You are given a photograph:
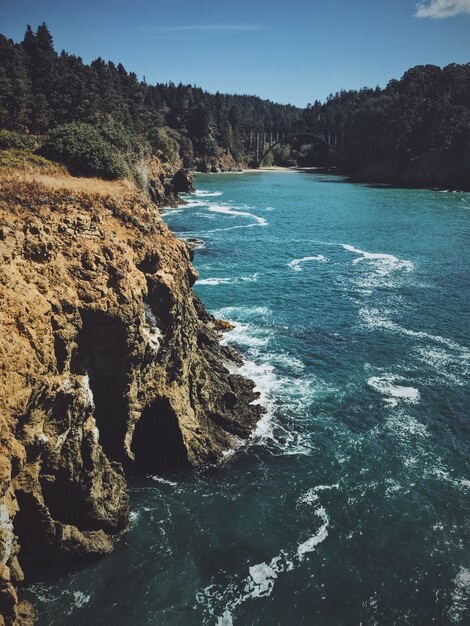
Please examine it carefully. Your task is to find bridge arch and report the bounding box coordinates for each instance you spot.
[256,130,335,168]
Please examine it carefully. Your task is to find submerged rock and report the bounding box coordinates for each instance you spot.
[0,170,264,624]
[213,319,236,331]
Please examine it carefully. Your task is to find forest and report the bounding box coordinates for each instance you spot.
[0,23,301,175]
[1,23,469,187]
[302,63,470,187]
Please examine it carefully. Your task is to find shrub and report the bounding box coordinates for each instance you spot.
[98,118,149,162]
[0,130,38,151]
[148,127,180,162]
[41,122,128,179]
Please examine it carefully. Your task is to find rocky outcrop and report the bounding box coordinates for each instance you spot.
[0,170,264,624]
[136,156,181,207]
[195,152,243,173]
[170,168,195,194]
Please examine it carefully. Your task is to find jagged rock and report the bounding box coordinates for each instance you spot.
[195,152,243,173]
[170,168,195,193]
[0,170,264,623]
[213,319,236,331]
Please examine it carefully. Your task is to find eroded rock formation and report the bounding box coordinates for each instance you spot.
[170,168,195,194]
[0,171,264,624]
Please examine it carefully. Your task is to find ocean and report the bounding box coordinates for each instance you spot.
[29,171,470,625]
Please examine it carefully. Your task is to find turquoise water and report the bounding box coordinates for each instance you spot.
[30,172,470,624]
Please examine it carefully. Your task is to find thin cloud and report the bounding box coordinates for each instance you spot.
[415,0,470,18]
[148,24,267,32]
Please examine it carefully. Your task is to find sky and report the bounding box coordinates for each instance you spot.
[2,0,470,107]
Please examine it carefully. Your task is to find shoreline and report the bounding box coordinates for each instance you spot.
[196,165,339,175]
[194,166,470,193]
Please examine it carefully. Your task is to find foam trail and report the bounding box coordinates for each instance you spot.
[342,244,413,271]
[197,485,337,625]
[160,208,183,216]
[194,190,223,197]
[207,204,267,226]
[360,308,470,355]
[205,223,265,234]
[180,200,208,209]
[288,255,327,271]
[197,274,258,286]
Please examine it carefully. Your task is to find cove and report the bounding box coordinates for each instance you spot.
[28,171,470,625]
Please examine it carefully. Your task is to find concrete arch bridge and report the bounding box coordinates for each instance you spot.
[252,129,336,168]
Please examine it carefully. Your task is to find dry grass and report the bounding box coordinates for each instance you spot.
[0,166,160,240]
[0,166,135,197]
[0,166,141,214]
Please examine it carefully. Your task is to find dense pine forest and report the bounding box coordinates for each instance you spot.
[0,23,469,188]
[302,63,470,188]
[0,23,301,175]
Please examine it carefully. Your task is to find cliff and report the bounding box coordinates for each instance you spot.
[0,169,264,624]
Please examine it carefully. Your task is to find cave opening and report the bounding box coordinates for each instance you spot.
[131,397,189,473]
[73,309,129,463]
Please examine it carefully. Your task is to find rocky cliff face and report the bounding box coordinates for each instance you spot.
[0,170,264,624]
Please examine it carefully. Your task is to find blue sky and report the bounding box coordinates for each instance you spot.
[2,0,470,106]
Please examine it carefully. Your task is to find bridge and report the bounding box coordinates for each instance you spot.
[248,128,337,168]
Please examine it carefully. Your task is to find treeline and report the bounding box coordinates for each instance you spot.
[0,23,301,173]
[302,63,470,187]
[1,23,469,188]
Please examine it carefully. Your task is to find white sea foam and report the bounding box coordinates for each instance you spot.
[185,200,208,207]
[212,305,326,456]
[194,190,223,197]
[222,322,271,348]
[197,484,336,625]
[150,475,178,487]
[360,308,470,354]
[194,213,216,219]
[342,244,414,272]
[341,243,413,291]
[197,274,258,286]
[385,411,429,440]
[449,567,470,624]
[413,346,469,387]
[72,591,91,610]
[160,209,183,217]
[180,237,207,249]
[367,374,420,407]
[288,255,327,271]
[297,508,329,559]
[129,509,141,528]
[206,204,267,226]
[214,306,271,318]
[428,467,470,493]
[359,308,470,388]
[204,223,266,233]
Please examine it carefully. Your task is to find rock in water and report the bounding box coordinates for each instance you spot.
[0,170,264,623]
[170,168,195,193]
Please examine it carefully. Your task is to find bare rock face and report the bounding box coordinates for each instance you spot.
[0,171,264,624]
[170,168,195,194]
